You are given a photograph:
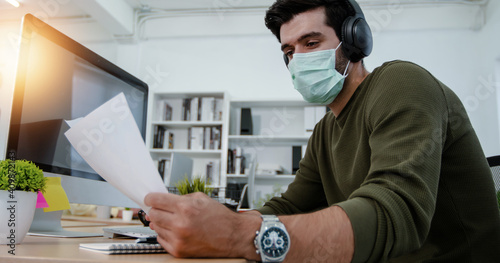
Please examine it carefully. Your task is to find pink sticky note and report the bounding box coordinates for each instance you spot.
[36,191,49,208]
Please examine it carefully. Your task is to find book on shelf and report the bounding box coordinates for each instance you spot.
[167,131,174,149]
[211,126,222,150]
[188,127,204,150]
[164,102,173,121]
[227,149,234,174]
[153,126,173,149]
[157,99,173,121]
[227,147,244,175]
[179,96,223,122]
[207,126,222,150]
[234,147,242,175]
[206,160,221,186]
[188,126,222,150]
[182,98,191,121]
[157,157,171,181]
[190,97,200,121]
[200,97,215,122]
[79,242,166,254]
[214,98,224,121]
[204,127,211,150]
[152,125,164,148]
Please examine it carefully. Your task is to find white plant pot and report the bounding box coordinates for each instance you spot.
[0,190,37,244]
[122,210,133,222]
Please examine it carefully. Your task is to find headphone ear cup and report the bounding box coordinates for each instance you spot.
[352,18,373,58]
[342,16,373,62]
[341,15,357,61]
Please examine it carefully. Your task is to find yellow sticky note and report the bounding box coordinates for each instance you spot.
[43,177,71,212]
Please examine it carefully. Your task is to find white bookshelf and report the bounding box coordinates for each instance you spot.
[146,91,230,191]
[227,99,327,208]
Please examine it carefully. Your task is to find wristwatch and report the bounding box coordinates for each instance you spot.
[254,215,291,262]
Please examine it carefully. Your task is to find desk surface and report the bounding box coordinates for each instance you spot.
[61,215,143,227]
[0,224,248,262]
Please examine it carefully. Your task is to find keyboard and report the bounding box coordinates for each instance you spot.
[103,226,157,239]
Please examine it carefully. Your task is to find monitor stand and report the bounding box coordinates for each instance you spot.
[28,209,102,237]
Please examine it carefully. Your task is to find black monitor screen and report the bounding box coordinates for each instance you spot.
[7,14,148,181]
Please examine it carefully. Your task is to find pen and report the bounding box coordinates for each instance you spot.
[138,210,150,227]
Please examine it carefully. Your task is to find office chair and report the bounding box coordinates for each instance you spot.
[486,155,500,207]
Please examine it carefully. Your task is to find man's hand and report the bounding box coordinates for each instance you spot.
[144,192,261,259]
[145,192,354,262]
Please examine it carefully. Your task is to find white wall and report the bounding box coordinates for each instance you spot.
[134,35,296,100]
[1,1,500,159]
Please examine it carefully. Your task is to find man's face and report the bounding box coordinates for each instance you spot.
[280,7,348,73]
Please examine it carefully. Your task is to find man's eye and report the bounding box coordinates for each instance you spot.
[285,50,293,58]
[306,41,319,47]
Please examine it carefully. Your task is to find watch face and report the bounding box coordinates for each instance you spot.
[260,227,289,258]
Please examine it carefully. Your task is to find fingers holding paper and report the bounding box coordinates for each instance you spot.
[144,192,241,258]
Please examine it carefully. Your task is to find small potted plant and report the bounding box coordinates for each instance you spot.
[175,176,213,196]
[0,159,47,244]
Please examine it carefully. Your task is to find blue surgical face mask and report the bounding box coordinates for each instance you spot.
[288,42,350,105]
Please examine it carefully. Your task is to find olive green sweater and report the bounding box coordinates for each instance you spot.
[258,61,500,262]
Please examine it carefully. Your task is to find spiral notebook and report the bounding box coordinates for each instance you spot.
[79,242,167,254]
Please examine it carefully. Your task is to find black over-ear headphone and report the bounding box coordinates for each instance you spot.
[342,0,373,62]
[283,0,373,65]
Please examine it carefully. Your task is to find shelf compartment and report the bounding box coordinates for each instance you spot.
[150,149,222,158]
[228,135,310,146]
[152,121,224,128]
[230,99,320,108]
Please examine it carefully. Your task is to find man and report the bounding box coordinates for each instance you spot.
[145,0,500,262]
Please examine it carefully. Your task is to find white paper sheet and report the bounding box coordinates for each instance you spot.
[65,93,167,213]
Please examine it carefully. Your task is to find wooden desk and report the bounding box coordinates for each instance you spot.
[61,215,143,227]
[0,225,249,262]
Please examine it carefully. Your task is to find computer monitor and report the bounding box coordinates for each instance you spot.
[4,14,149,237]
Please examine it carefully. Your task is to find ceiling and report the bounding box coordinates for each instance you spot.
[0,0,488,20]
[124,0,276,10]
[0,0,490,42]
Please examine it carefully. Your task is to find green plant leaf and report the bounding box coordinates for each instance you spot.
[0,159,47,193]
[174,175,213,196]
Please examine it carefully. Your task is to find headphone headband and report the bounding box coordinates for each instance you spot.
[346,0,365,19]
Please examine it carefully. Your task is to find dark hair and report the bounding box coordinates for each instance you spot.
[264,0,355,43]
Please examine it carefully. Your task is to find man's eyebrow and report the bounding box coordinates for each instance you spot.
[281,31,324,51]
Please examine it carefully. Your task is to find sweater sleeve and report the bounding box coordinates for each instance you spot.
[342,61,448,261]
